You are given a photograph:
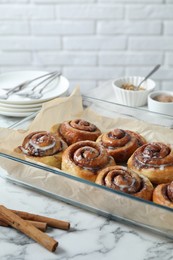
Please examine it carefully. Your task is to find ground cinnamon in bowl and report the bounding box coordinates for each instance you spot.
[148,90,173,116]
[154,95,173,103]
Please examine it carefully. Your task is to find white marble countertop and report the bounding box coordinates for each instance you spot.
[0,114,173,260]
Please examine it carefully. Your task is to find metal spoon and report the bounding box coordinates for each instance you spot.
[136,64,161,90]
[0,71,57,100]
[17,72,61,99]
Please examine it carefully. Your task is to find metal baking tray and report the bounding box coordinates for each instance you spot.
[1,95,173,239]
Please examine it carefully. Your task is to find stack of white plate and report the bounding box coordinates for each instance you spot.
[0,70,69,117]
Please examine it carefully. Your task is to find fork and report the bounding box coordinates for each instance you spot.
[17,71,61,99]
[0,71,58,100]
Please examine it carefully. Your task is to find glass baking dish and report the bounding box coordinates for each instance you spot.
[1,94,173,239]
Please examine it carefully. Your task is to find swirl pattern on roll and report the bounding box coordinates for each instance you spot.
[19,131,65,157]
[128,142,173,184]
[61,140,115,182]
[95,165,153,200]
[51,119,101,145]
[16,131,68,168]
[96,128,146,163]
[153,182,173,208]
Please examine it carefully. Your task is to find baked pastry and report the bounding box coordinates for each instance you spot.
[15,131,68,168]
[153,182,173,208]
[95,165,153,200]
[96,128,146,163]
[128,142,173,184]
[61,140,115,182]
[51,118,101,145]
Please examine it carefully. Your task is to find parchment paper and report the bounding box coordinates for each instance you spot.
[1,86,173,236]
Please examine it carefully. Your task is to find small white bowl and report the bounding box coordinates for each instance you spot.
[148,90,173,116]
[112,76,156,107]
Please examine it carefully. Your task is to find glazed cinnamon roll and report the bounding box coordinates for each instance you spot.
[95,166,153,200]
[61,140,115,182]
[15,131,68,168]
[128,142,173,184]
[51,119,101,145]
[153,182,173,208]
[96,128,146,163]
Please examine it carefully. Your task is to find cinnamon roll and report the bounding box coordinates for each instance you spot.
[153,182,173,208]
[95,166,153,201]
[61,140,115,182]
[96,128,146,163]
[128,142,173,184]
[15,131,68,168]
[51,119,101,145]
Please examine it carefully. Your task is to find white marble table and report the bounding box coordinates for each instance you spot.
[0,114,173,260]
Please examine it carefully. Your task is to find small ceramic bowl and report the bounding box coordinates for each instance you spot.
[112,76,156,107]
[148,90,173,116]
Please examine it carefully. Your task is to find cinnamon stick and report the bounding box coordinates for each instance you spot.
[26,221,47,232]
[0,219,47,232]
[11,209,70,230]
[0,205,58,252]
[0,220,8,227]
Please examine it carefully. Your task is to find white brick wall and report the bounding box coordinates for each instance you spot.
[0,0,173,93]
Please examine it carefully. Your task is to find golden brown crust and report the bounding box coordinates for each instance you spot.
[51,119,101,145]
[95,165,153,200]
[153,182,173,208]
[61,140,116,182]
[15,131,68,168]
[127,142,173,185]
[96,129,146,163]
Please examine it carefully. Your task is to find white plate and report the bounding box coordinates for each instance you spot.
[0,100,42,109]
[0,110,38,117]
[0,104,41,113]
[0,70,69,105]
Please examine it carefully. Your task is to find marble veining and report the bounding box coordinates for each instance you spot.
[0,115,173,259]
